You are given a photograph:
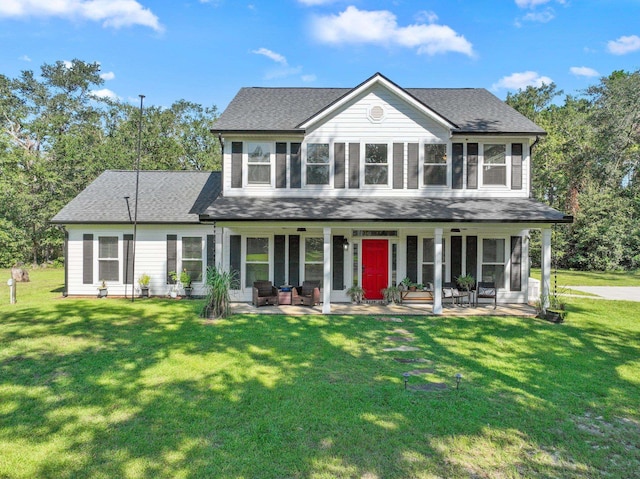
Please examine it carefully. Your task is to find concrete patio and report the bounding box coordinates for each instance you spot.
[231,301,537,317]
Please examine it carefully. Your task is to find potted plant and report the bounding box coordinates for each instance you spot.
[546,294,566,323]
[400,277,412,291]
[169,269,192,298]
[97,280,108,298]
[138,273,150,298]
[346,284,365,304]
[382,285,402,304]
[456,273,475,292]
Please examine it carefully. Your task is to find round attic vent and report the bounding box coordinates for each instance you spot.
[368,104,385,123]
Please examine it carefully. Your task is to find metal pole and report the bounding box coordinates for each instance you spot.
[131,95,145,302]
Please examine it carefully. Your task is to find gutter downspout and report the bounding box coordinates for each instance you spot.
[529,135,541,199]
[218,133,224,197]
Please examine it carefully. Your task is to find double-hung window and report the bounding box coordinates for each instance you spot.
[247,142,271,185]
[422,238,445,286]
[306,143,330,185]
[482,239,505,287]
[364,143,388,185]
[245,237,269,287]
[424,144,447,186]
[482,144,506,186]
[304,237,324,287]
[182,237,203,282]
[98,236,119,281]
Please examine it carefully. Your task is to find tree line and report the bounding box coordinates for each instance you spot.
[506,70,640,271]
[1,60,638,270]
[0,60,221,267]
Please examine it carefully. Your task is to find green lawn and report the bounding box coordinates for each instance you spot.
[1,268,639,478]
[531,268,640,286]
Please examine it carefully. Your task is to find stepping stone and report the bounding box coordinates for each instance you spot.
[385,336,415,342]
[391,329,412,335]
[408,383,447,391]
[393,358,431,364]
[404,368,435,375]
[376,317,403,322]
[382,346,421,352]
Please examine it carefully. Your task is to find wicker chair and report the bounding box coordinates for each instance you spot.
[292,281,320,306]
[252,280,279,307]
[476,281,497,309]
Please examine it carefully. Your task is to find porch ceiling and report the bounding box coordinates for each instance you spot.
[200,196,572,223]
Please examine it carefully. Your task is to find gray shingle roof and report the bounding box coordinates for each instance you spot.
[200,197,572,223]
[213,82,545,135]
[51,170,221,224]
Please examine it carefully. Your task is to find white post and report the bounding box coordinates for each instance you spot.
[215,225,223,269]
[541,228,552,309]
[433,228,443,314]
[7,278,16,304]
[322,227,332,314]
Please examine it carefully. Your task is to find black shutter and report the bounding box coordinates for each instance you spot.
[206,234,215,272]
[334,143,345,189]
[407,143,419,189]
[230,235,241,289]
[274,235,286,287]
[123,234,134,285]
[288,235,300,286]
[510,236,522,291]
[332,235,345,290]
[467,143,478,189]
[83,233,93,284]
[452,143,464,189]
[406,236,418,283]
[231,142,243,188]
[466,236,477,279]
[167,234,177,284]
[451,236,462,281]
[511,143,523,190]
[276,142,287,189]
[290,142,301,188]
[348,143,360,188]
[393,143,404,189]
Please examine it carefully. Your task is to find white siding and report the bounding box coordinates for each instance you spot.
[66,224,214,297]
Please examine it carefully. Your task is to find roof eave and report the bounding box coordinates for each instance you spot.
[211,129,305,136]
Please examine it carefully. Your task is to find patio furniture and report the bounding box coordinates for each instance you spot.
[292,281,320,306]
[442,282,465,306]
[252,280,279,307]
[476,281,497,309]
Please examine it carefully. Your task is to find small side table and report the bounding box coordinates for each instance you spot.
[278,288,292,305]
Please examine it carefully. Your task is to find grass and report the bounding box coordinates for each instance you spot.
[531,268,640,287]
[1,268,639,478]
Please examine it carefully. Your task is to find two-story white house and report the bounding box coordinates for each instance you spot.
[52,73,572,313]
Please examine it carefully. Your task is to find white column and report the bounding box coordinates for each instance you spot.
[433,227,443,314]
[541,228,551,309]
[215,224,223,269]
[322,227,332,314]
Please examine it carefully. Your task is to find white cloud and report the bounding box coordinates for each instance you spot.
[521,8,555,23]
[570,66,599,78]
[311,6,473,57]
[515,0,555,7]
[298,0,339,5]
[492,71,553,91]
[90,88,118,100]
[63,60,73,69]
[252,47,288,65]
[100,71,115,80]
[607,35,640,55]
[0,0,162,32]
[415,10,438,24]
[19,54,31,62]
[301,74,317,82]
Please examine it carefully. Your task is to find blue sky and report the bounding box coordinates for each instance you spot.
[1,0,639,111]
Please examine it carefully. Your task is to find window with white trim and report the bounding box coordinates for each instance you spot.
[247,142,271,184]
[182,237,203,282]
[306,143,330,185]
[364,143,388,185]
[421,238,445,286]
[482,238,505,287]
[424,144,447,186]
[304,237,324,287]
[245,237,269,287]
[98,236,119,282]
[482,144,506,186]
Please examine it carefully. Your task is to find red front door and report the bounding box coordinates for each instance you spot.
[362,239,388,300]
